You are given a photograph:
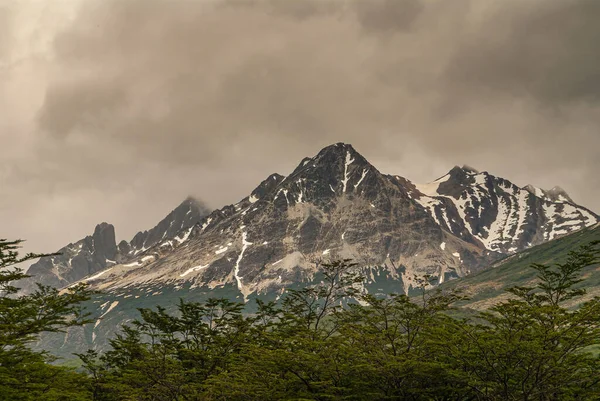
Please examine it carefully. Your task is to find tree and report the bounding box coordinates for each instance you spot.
[80,242,600,400]
[0,239,93,400]
[334,275,470,400]
[204,259,366,400]
[79,298,254,400]
[442,240,600,400]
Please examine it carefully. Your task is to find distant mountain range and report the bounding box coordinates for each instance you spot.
[21,143,598,357]
[18,198,210,294]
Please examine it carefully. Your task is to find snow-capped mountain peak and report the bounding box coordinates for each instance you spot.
[23,144,599,300]
[22,143,600,356]
[412,167,597,254]
[22,144,599,359]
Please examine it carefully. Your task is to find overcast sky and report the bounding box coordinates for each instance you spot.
[1,0,599,254]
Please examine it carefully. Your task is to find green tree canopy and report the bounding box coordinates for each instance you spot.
[80,243,600,400]
[0,239,94,400]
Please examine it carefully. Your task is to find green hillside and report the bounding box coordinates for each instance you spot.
[443,223,600,310]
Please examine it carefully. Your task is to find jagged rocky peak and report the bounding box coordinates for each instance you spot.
[523,184,574,203]
[417,165,488,198]
[522,184,572,203]
[289,143,380,192]
[289,142,374,176]
[19,196,212,294]
[240,143,384,209]
[92,222,118,261]
[435,166,475,197]
[314,142,371,166]
[246,173,285,203]
[20,222,120,294]
[128,196,210,254]
[417,165,521,199]
[411,163,598,255]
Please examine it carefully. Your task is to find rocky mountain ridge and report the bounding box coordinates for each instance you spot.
[77,144,479,298]
[18,197,209,294]
[409,165,596,254]
[26,143,599,357]
[60,143,597,298]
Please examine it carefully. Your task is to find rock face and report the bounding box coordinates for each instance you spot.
[21,223,118,294]
[24,143,599,357]
[123,197,207,256]
[18,198,210,294]
[80,145,480,301]
[74,144,597,298]
[410,165,597,254]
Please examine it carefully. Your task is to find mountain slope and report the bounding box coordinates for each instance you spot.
[122,197,208,256]
[442,222,600,310]
[19,223,118,294]
[25,143,598,357]
[408,166,596,254]
[19,198,210,294]
[61,144,598,299]
[81,144,491,300]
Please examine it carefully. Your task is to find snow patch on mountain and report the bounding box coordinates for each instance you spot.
[354,169,369,189]
[175,227,193,244]
[341,151,355,193]
[99,301,119,319]
[415,174,450,196]
[234,231,253,300]
[86,268,113,282]
[215,247,228,255]
[180,264,209,277]
[124,261,142,267]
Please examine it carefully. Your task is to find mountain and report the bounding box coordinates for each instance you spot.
[120,197,208,256]
[441,222,600,311]
[79,144,597,296]
[25,143,598,357]
[78,144,493,299]
[408,165,596,253]
[18,197,210,294]
[19,223,118,294]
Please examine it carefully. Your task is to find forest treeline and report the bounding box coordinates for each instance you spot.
[1,239,599,400]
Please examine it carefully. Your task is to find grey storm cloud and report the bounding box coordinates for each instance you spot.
[1,0,599,254]
[444,0,600,104]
